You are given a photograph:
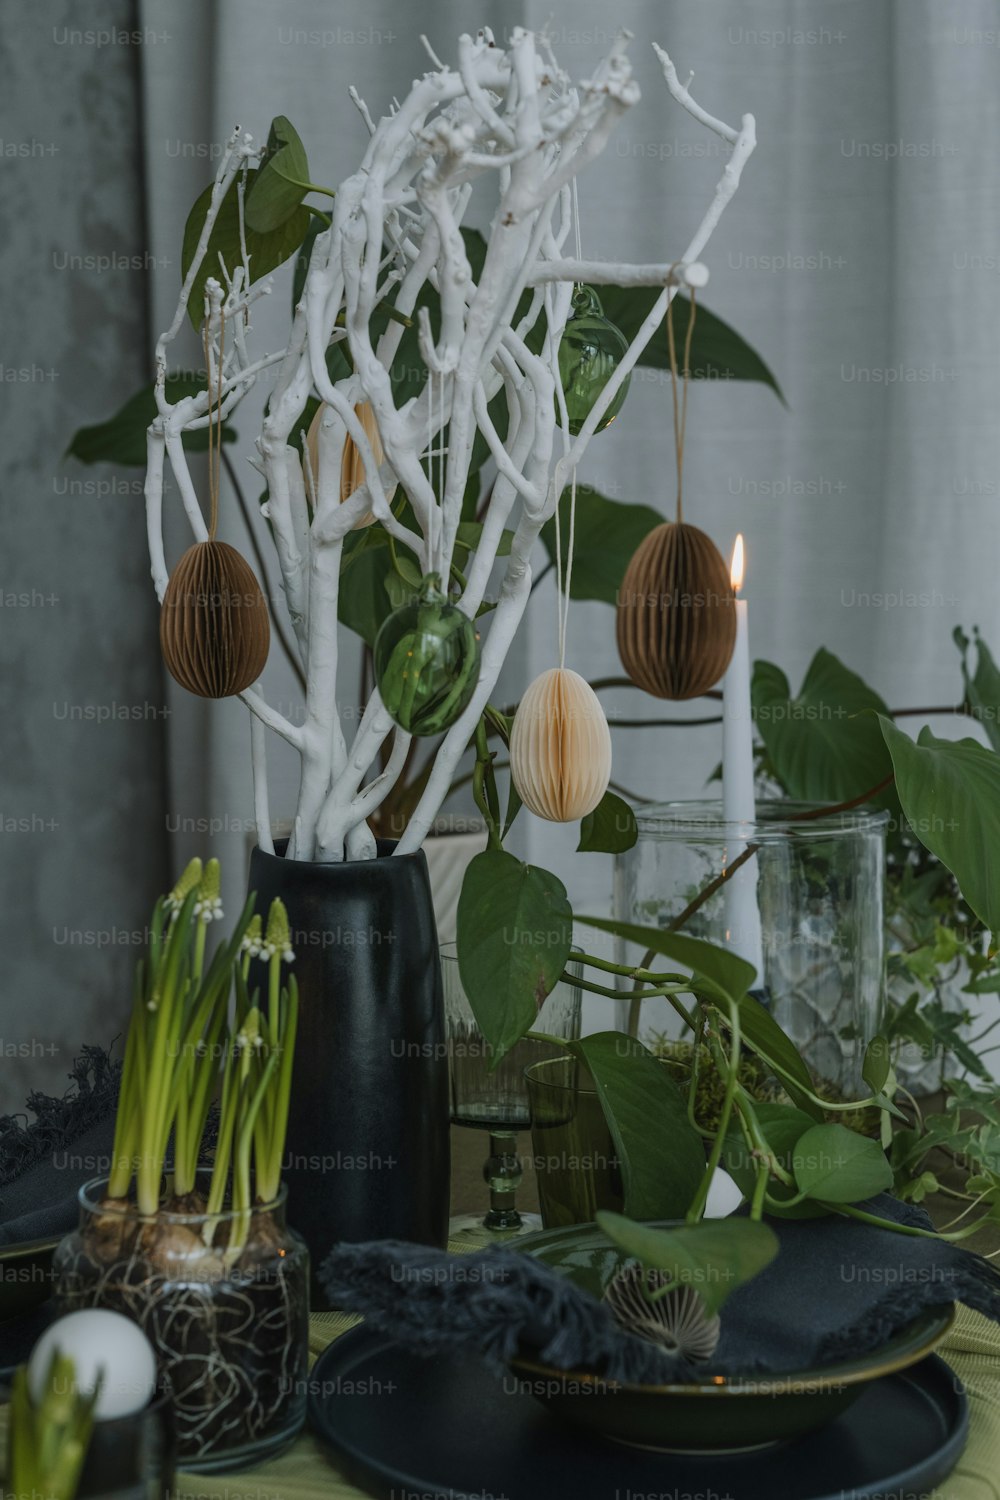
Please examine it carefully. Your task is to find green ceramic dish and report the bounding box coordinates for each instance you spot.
[0,1236,59,1324]
[509,1220,957,1452]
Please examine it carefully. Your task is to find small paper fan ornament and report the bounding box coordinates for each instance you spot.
[604,1265,721,1363]
[160,312,270,698]
[305,400,392,526]
[615,283,735,700]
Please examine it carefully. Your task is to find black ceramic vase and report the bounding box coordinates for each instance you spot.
[247,839,450,1307]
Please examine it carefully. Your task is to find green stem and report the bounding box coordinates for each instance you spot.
[578,952,688,985]
[686,1003,742,1224]
[731,1089,795,1188]
[207,1042,241,1218]
[830,1202,995,1242]
[232,1050,280,1257]
[258,977,299,1202]
[268,953,281,1049]
[472,718,502,850]
[750,1163,770,1220]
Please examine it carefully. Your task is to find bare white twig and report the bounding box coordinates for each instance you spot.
[144,31,756,863]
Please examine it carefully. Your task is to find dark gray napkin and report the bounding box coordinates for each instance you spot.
[320,1195,1000,1381]
[320,1237,676,1383]
[0,1048,120,1247]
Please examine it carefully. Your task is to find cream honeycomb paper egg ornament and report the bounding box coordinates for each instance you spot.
[509,667,612,822]
[306,400,393,527]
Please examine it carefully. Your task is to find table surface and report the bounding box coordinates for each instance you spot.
[168,1127,1000,1500]
[2,1128,999,1498]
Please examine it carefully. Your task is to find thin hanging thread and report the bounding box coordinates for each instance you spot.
[665,279,697,525]
[558,472,577,669]
[203,310,226,540]
[438,371,445,581]
[555,181,585,668]
[427,368,439,580]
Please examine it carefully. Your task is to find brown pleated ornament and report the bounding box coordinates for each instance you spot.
[509,668,612,822]
[160,540,271,698]
[616,522,736,700]
[305,400,392,525]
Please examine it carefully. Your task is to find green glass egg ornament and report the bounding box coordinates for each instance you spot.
[374,573,482,736]
[558,284,631,436]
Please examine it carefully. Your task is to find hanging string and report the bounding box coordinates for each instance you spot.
[202,309,226,540]
[558,472,578,670]
[427,367,439,581]
[665,277,697,525]
[438,370,445,582]
[426,367,433,575]
[554,182,585,668]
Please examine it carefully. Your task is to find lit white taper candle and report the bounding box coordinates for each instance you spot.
[722,535,765,981]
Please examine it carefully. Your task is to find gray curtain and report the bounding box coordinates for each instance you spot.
[0,0,169,1112]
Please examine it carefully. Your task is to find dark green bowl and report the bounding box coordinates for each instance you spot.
[509,1221,956,1452]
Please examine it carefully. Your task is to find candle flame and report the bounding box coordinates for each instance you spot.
[730,534,745,593]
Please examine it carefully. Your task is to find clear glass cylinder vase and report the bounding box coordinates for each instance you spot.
[613,800,888,1094]
[53,1175,309,1472]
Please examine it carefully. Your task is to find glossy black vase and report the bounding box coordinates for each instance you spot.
[247,839,449,1307]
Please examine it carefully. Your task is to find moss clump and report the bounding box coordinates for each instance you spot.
[646,1036,782,1133]
[647,1035,880,1138]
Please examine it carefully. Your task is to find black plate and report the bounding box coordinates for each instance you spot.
[0,1236,61,1384]
[308,1326,968,1500]
[0,1302,58,1386]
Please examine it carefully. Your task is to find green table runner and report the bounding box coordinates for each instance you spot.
[170,1304,1000,1500]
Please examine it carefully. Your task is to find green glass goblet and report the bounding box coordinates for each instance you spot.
[441,942,583,1245]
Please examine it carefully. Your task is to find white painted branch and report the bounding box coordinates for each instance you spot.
[527,259,709,289]
[239,687,304,751]
[163,432,210,544]
[144,430,169,601]
[652,44,739,143]
[250,712,275,855]
[259,445,309,659]
[143,31,757,863]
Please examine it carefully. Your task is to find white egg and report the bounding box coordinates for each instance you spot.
[704,1166,744,1219]
[28,1309,157,1420]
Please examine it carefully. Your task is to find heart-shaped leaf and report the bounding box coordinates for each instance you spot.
[456,851,573,1061]
[721,1102,828,1218]
[752,649,897,808]
[862,1035,892,1094]
[571,1033,705,1219]
[792,1123,893,1203]
[577,792,638,854]
[597,1211,780,1317]
[591,287,784,401]
[955,626,1000,753]
[737,995,824,1119]
[66,376,236,467]
[245,116,313,234]
[540,487,663,604]
[879,717,1000,933]
[182,171,311,329]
